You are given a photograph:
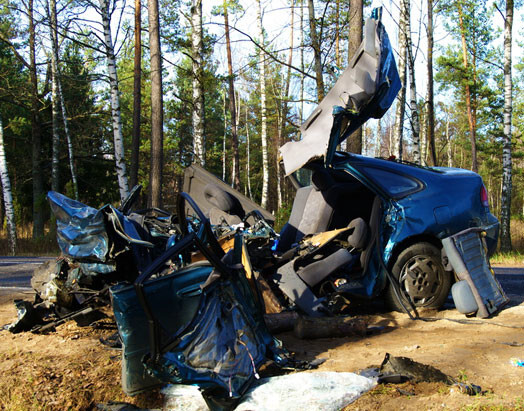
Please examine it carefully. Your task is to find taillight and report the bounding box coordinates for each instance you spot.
[480,185,489,208]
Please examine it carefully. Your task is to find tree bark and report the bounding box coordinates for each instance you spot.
[29,0,45,238]
[307,0,324,101]
[392,0,407,161]
[257,0,269,209]
[346,0,363,154]
[404,0,421,164]
[0,116,17,255]
[148,0,164,208]
[191,0,205,166]
[100,0,130,201]
[245,105,253,200]
[130,0,141,189]
[50,21,60,193]
[500,0,513,252]
[457,4,477,173]
[49,0,79,200]
[426,0,437,166]
[223,2,240,190]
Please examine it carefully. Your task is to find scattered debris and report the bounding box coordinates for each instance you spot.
[379,353,454,384]
[510,358,524,367]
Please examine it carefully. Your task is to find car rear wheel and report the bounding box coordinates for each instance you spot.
[385,242,451,311]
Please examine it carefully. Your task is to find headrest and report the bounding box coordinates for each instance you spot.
[311,169,334,191]
[347,217,369,250]
[204,184,234,212]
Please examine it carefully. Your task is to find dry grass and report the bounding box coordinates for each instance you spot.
[0,222,59,256]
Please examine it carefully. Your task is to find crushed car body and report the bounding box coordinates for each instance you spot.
[5,7,509,408]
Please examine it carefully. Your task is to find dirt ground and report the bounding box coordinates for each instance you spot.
[0,285,523,411]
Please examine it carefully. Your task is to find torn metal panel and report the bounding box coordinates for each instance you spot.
[279,9,400,175]
[48,191,109,262]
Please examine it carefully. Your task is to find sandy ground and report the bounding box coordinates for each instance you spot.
[0,288,523,410]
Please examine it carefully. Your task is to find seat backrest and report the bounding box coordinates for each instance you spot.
[277,169,336,251]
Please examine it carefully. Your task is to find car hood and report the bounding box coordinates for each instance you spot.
[279,8,401,176]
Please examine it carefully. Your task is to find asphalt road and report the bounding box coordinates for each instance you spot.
[0,257,523,300]
[0,256,56,290]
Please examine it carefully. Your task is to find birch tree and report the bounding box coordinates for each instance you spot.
[191,0,205,166]
[500,0,513,252]
[148,0,164,208]
[48,0,79,199]
[49,7,60,193]
[392,0,408,160]
[404,0,421,164]
[0,116,16,255]
[99,0,129,201]
[257,0,269,209]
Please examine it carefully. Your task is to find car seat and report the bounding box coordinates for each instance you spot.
[277,168,340,251]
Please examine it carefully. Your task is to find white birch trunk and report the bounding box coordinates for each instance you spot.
[500,0,513,251]
[222,90,227,182]
[257,0,269,209]
[100,0,129,201]
[392,0,407,160]
[58,76,80,200]
[445,111,452,167]
[245,105,253,200]
[362,126,367,156]
[405,0,420,164]
[375,119,382,157]
[0,116,17,255]
[191,0,205,166]
[50,40,60,193]
[49,0,79,199]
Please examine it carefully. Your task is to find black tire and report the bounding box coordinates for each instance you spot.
[385,242,451,311]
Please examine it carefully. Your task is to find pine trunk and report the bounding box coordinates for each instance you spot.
[426,0,437,166]
[0,116,17,255]
[191,0,205,166]
[223,3,240,190]
[346,0,363,153]
[307,0,324,101]
[500,0,514,252]
[148,0,164,208]
[100,0,130,201]
[130,0,142,189]
[29,0,45,238]
[257,0,269,209]
[457,5,477,173]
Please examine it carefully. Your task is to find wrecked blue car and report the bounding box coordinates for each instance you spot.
[9,8,505,409]
[184,8,501,317]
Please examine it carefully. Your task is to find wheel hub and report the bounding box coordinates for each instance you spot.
[400,255,443,305]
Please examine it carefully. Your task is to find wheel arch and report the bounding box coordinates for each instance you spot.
[386,234,444,271]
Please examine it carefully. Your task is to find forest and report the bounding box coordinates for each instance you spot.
[0,0,521,257]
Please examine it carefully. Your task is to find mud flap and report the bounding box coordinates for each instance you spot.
[442,228,508,318]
